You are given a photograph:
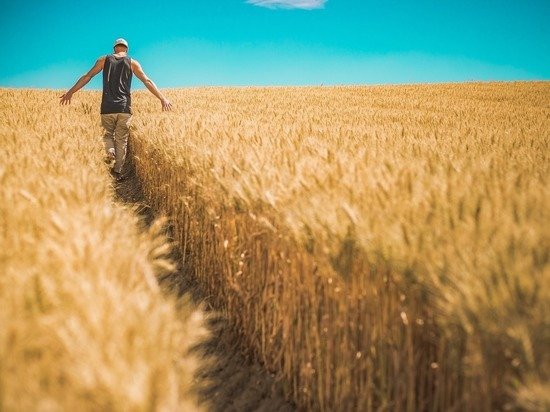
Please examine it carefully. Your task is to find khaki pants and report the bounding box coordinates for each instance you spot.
[101,113,132,173]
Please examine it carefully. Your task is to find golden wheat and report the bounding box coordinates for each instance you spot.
[0,89,208,411]
[126,82,549,411]
[3,82,547,411]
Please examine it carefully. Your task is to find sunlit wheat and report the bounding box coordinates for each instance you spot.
[0,89,208,411]
[129,82,549,411]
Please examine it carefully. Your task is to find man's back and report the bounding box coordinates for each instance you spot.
[59,37,172,181]
[101,54,133,115]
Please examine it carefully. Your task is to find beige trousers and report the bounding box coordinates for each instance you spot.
[101,113,132,173]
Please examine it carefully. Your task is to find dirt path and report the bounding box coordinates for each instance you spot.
[113,160,295,412]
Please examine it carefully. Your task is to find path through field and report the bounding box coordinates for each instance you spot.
[113,155,295,412]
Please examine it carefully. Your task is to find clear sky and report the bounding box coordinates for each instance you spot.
[1,0,548,89]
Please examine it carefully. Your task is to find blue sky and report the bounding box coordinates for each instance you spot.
[0,0,548,89]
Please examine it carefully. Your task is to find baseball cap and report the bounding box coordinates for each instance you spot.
[113,38,129,48]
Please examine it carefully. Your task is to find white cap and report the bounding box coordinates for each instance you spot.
[113,38,129,48]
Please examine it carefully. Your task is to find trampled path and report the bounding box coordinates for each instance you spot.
[113,159,294,412]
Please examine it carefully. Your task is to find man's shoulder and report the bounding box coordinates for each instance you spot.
[130,58,142,70]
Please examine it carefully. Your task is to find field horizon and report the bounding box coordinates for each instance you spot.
[2,79,549,92]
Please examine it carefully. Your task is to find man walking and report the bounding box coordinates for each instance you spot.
[60,38,172,181]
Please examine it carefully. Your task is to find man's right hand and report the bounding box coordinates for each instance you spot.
[161,98,173,111]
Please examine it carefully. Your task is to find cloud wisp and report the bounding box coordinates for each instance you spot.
[246,0,326,10]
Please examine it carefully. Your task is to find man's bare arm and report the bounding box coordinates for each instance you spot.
[131,59,172,111]
[60,56,105,105]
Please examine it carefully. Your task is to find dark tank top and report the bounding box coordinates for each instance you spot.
[100,54,133,114]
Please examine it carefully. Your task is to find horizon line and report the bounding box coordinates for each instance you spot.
[1,79,548,91]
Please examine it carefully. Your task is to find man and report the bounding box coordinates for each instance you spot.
[60,38,172,181]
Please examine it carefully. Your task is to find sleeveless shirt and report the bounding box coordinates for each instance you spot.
[100,54,133,114]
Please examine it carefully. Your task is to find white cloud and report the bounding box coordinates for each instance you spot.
[246,0,326,10]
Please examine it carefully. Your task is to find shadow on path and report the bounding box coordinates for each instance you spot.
[112,159,295,412]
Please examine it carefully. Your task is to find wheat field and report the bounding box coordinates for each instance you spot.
[128,82,549,411]
[1,83,548,411]
[0,89,208,411]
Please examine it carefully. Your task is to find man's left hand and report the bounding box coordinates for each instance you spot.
[60,92,73,105]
